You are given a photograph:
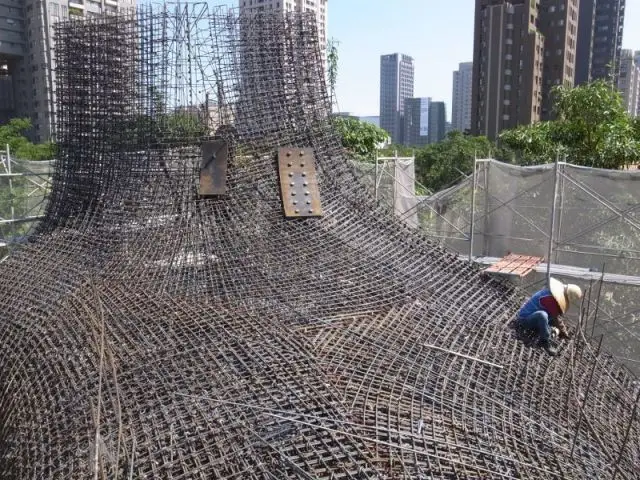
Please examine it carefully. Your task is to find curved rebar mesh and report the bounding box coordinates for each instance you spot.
[0,4,638,478]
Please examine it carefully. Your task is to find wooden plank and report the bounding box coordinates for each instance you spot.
[484,254,543,277]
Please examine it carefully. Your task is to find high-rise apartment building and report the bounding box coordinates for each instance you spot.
[471,0,544,140]
[239,0,328,64]
[403,97,430,146]
[576,0,595,84]
[576,0,625,85]
[0,2,28,128]
[451,62,473,133]
[0,0,135,142]
[379,53,414,144]
[538,0,579,119]
[618,49,640,117]
[428,101,446,144]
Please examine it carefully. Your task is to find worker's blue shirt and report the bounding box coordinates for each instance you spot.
[518,288,561,320]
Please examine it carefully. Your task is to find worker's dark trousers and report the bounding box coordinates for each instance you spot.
[517,311,551,341]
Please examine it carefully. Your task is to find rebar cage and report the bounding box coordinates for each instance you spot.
[0,3,638,478]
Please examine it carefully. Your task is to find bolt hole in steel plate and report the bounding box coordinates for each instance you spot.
[278,147,323,217]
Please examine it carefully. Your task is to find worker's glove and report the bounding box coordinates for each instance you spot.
[558,329,571,340]
[550,327,560,339]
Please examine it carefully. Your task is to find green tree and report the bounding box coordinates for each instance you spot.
[162,111,207,144]
[415,131,498,192]
[124,87,207,147]
[631,116,640,143]
[326,38,339,103]
[378,144,416,158]
[332,116,389,161]
[500,81,640,169]
[325,38,389,162]
[0,118,56,160]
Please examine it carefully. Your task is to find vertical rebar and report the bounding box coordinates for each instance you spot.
[546,153,560,287]
[468,158,477,262]
[584,279,594,327]
[393,150,398,213]
[578,280,594,362]
[554,161,566,265]
[591,265,605,340]
[374,153,378,201]
[6,144,14,239]
[204,91,210,132]
[482,160,490,256]
[611,388,640,480]
[570,334,603,459]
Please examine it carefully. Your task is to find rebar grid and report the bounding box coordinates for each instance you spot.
[0,4,638,478]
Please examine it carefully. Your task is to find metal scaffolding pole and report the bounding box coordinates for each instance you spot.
[6,145,14,239]
[468,157,477,262]
[546,154,560,287]
[374,153,379,201]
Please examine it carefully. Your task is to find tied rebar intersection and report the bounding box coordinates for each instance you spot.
[0,4,638,478]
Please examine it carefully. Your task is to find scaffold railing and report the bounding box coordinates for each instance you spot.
[0,146,53,257]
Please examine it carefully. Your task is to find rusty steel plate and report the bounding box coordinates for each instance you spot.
[200,140,228,196]
[278,148,323,217]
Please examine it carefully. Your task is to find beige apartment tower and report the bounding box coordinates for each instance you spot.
[0,0,135,143]
[471,0,544,140]
[239,0,328,64]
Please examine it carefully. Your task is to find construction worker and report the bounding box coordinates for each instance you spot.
[516,277,582,356]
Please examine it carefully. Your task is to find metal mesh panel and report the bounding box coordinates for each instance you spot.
[0,5,638,478]
[555,164,640,275]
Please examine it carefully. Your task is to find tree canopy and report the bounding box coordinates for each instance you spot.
[499,81,640,169]
[0,118,57,160]
[415,132,499,192]
[332,116,389,162]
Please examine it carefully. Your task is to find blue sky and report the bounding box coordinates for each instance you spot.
[328,0,640,118]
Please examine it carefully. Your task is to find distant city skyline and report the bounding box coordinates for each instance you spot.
[328,0,640,119]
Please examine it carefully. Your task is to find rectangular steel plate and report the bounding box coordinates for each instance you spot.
[200,140,228,196]
[278,148,323,217]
